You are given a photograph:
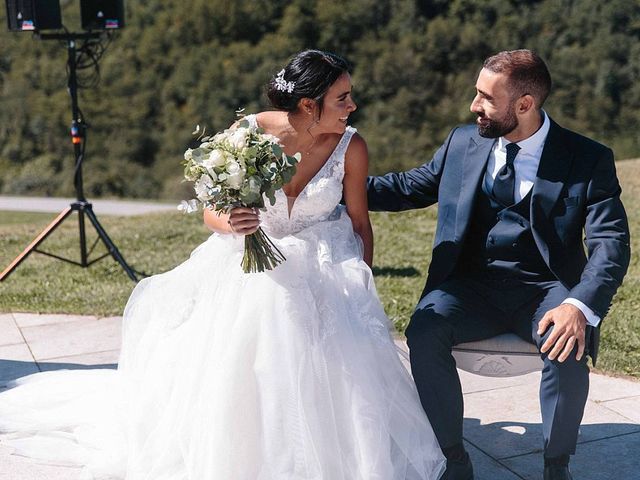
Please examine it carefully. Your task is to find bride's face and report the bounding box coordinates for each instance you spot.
[315,73,357,134]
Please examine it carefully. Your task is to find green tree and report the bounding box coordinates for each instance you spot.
[0,0,638,197]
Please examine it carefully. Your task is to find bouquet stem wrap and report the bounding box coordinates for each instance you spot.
[242,226,286,273]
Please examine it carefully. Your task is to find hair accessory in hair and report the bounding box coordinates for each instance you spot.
[274,69,295,93]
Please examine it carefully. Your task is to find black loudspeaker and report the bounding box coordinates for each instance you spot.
[80,0,124,30]
[5,0,62,31]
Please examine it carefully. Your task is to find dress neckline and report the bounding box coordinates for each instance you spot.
[250,114,352,219]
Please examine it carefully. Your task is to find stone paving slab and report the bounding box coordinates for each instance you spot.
[502,431,640,480]
[463,376,640,459]
[20,316,121,361]
[600,395,640,423]
[588,373,640,402]
[0,315,22,347]
[11,313,98,328]
[464,440,522,479]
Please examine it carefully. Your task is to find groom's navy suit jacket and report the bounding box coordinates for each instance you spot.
[368,118,630,362]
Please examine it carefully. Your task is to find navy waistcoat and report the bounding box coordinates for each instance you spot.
[456,186,555,281]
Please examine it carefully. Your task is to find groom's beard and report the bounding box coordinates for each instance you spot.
[476,106,518,138]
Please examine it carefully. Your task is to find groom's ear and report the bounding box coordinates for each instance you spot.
[517,94,536,114]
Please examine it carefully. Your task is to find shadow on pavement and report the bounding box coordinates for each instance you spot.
[463,417,640,479]
[1,360,117,386]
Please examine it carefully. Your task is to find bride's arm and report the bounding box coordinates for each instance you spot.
[343,133,374,267]
[204,207,260,235]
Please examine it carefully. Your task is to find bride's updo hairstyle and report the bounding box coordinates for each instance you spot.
[267,50,351,116]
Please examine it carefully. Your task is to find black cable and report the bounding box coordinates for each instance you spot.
[76,40,100,88]
[66,30,114,89]
[58,29,114,192]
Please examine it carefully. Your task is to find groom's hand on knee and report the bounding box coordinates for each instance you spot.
[537,304,587,362]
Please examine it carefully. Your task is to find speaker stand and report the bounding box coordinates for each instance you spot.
[1,32,141,282]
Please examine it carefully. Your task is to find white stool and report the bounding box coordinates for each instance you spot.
[452,333,543,377]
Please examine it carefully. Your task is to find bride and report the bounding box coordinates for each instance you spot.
[0,50,445,480]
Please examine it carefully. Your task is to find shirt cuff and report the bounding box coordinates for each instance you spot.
[562,298,601,327]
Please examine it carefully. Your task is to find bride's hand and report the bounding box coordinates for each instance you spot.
[228,207,260,235]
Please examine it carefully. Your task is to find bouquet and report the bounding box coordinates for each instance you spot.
[180,117,300,273]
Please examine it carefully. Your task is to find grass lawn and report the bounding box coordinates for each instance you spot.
[1,159,639,378]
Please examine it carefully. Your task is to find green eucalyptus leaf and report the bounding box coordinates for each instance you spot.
[282,170,295,183]
[265,188,276,206]
[271,144,283,157]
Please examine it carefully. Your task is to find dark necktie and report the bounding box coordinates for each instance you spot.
[492,142,520,206]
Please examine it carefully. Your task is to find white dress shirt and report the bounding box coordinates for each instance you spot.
[483,111,601,327]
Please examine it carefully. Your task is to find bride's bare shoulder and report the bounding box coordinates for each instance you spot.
[255,111,287,129]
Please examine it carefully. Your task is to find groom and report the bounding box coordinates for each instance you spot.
[367,50,630,480]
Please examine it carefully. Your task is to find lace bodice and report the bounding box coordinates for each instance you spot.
[246,114,357,237]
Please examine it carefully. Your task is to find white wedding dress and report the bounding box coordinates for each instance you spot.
[0,116,445,480]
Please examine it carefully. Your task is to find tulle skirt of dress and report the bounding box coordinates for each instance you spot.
[0,210,445,480]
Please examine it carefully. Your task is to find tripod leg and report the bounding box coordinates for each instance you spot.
[0,207,74,282]
[83,206,139,282]
[78,208,88,267]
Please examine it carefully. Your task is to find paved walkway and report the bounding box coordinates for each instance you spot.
[0,195,177,216]
[0,312,639,479]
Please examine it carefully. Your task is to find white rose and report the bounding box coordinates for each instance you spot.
[226,160,242,174]
[226,162,245,188]
[228,128,249,149]
[194,174,214,200]
[203,149,227,169]
[184,148,193,161]
[227,173,244,189]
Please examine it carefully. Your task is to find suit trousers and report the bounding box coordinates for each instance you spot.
[406,274,590,458]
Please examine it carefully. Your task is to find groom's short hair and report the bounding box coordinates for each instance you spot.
[483,50,552,108]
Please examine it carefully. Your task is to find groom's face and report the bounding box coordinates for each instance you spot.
[470,68,518,138]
